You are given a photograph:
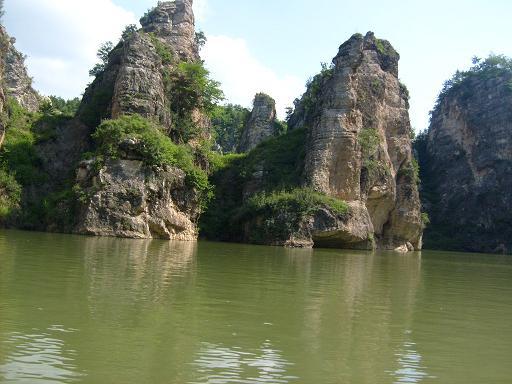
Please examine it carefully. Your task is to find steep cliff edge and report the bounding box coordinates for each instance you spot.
[77,0,200,133]
[72,0,210,240]
[417,56,512,254]
[1,28,40,112]
[202,32,423,251]
[0,1,213,240]
[238,93,279,152]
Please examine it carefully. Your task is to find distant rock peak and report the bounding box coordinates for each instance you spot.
[238,93,278,153]
[334,31,400,77]
[140,0,198,62]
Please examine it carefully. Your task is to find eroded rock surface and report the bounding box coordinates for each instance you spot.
[419,71,512,253]
[289,32,423,251]
[238,93,278,152]
[75,158,200,240]
[73,0,204,240]
[77,0,199,130]
[2,29,39,112]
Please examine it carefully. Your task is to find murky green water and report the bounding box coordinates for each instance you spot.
[1,230,512,383]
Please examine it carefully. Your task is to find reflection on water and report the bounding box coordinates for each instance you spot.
[390,331,434,384]
[0,330,83,383]
[1,230,512,383]
[192,341,298,384]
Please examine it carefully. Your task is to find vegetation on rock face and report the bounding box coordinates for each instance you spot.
[166,61,224,142]
[246,188,349,218]
[47,96,81,117]
[433,54,512,114]
[200,127,349,243]
[89,41,114,78]
[0,98,79,226]
[210,104,250,153]
[92,114,212,204]
[148,33,173,65]
[0,169,21,219]
[0,98,43,185]
[298,62,335,116]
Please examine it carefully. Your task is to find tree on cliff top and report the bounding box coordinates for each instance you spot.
[433,54,512,113]
[0,0,4,19]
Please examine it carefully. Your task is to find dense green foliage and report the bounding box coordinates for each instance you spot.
[89,41,114,77]
[245,188,349,218]
[0,98,80,226]
[210,104,250,152]
[48,96,81,117]
[433,54,512,113]
[0,98,43,185]
[201,127,348,242]
[92,115,211,203]
[167,61,224,142]
[149,33,173,65]
[0,169,21,219]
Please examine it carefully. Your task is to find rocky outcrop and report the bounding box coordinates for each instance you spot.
[238,93,278,152]
[72,0,205,240]
[140,0,199,62]
[288,32,423,251]
[0,27,8,148]
[77,0,199,130]
[418,67,512,254]
[2,29,39,112]
[75,157,200,240]
[202,33,422,251]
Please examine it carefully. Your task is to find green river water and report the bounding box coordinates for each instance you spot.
[0,229,511,383]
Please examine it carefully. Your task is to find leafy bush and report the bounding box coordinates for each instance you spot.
[0,98,44,185]
[421,212,430,227]
[244,188,349,218]
[167,61,224,142]
[0,169,21,218]
[92,114,211,204]
[229,188,349,244]
[48,96,81,117]
[240,127,306,190]
[200,128,309,239]
[148,33,173,65]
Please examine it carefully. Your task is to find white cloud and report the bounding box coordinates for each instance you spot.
[202,35,304,119]
[193,0,210,24]
[4,0,137,98]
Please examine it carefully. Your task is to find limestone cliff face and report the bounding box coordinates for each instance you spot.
[2,29,40,112]
[0,27,8,148]
[140,0,199,62]
[290,32,423,251]
[73,0,204,240]
[75,157,200,240]
[238,93,278,152]
[420,71,512,254]
[77,0,199,130]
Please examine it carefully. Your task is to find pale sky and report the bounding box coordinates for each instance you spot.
[4,0,512,130]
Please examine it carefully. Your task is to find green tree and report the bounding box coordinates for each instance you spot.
[168,61,224,142]
[48,96,81,116]
[210,104,250,152]
[122,24,138,41]
[195,31,207,49]
[89,41,114,77]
